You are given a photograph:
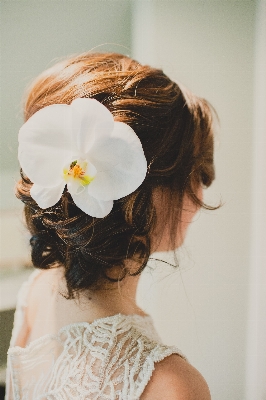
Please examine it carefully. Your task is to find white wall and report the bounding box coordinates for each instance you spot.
[134,2,256,399]
[0,0,132,173]
[246,0,266,398]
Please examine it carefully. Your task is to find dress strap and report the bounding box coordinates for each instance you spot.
[9,269,41,347]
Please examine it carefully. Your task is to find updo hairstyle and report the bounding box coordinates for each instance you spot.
[16,52,216,298]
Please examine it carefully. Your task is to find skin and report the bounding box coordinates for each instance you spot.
[141,355,211,400]
[151,188,202,252]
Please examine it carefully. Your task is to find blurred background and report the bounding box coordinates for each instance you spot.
[0,1,265,399]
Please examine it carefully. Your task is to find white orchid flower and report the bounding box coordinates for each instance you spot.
[18,98,147,218]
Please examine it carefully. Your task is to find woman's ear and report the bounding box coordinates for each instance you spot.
[150,187,202,253]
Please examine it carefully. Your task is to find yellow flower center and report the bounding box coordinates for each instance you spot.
[63,160,94,186]
[72,164,83,178]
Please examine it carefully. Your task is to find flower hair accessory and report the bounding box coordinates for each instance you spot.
[18,98,147,218]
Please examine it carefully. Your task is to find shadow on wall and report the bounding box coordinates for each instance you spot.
[0,386,5,400]
[0,308,15,399]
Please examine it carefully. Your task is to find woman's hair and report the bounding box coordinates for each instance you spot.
[17,52,216,298]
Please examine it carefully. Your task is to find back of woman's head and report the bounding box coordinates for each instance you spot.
[17,52,215,298]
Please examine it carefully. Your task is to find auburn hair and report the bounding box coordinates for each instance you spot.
[17,52,216,298]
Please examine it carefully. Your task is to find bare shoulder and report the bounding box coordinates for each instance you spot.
[140,354,211,400]
[26,268,61,328]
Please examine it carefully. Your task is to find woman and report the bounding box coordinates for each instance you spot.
[6,52,215,399]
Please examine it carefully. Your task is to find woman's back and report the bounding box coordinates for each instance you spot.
[6,269,204,400]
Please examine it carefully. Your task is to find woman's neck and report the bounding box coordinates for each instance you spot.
[26,268,147,346]
[80,274,146,318]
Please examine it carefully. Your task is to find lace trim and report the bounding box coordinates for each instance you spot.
[8,313,157,355]
[6,270,186,400]
[7,315,185,399]
[135,345,186,398]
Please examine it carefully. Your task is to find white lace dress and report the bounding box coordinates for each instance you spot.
[5,269,186,400]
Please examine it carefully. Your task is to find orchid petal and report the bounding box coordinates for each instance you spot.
[66,179,81,195]
[71,98,114,155]
[19,143,72,188]
[68,184,113,218]
[30,182,65,209]
[84,160,97,179]
[18,105,73,187]
[87,122,147,201]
